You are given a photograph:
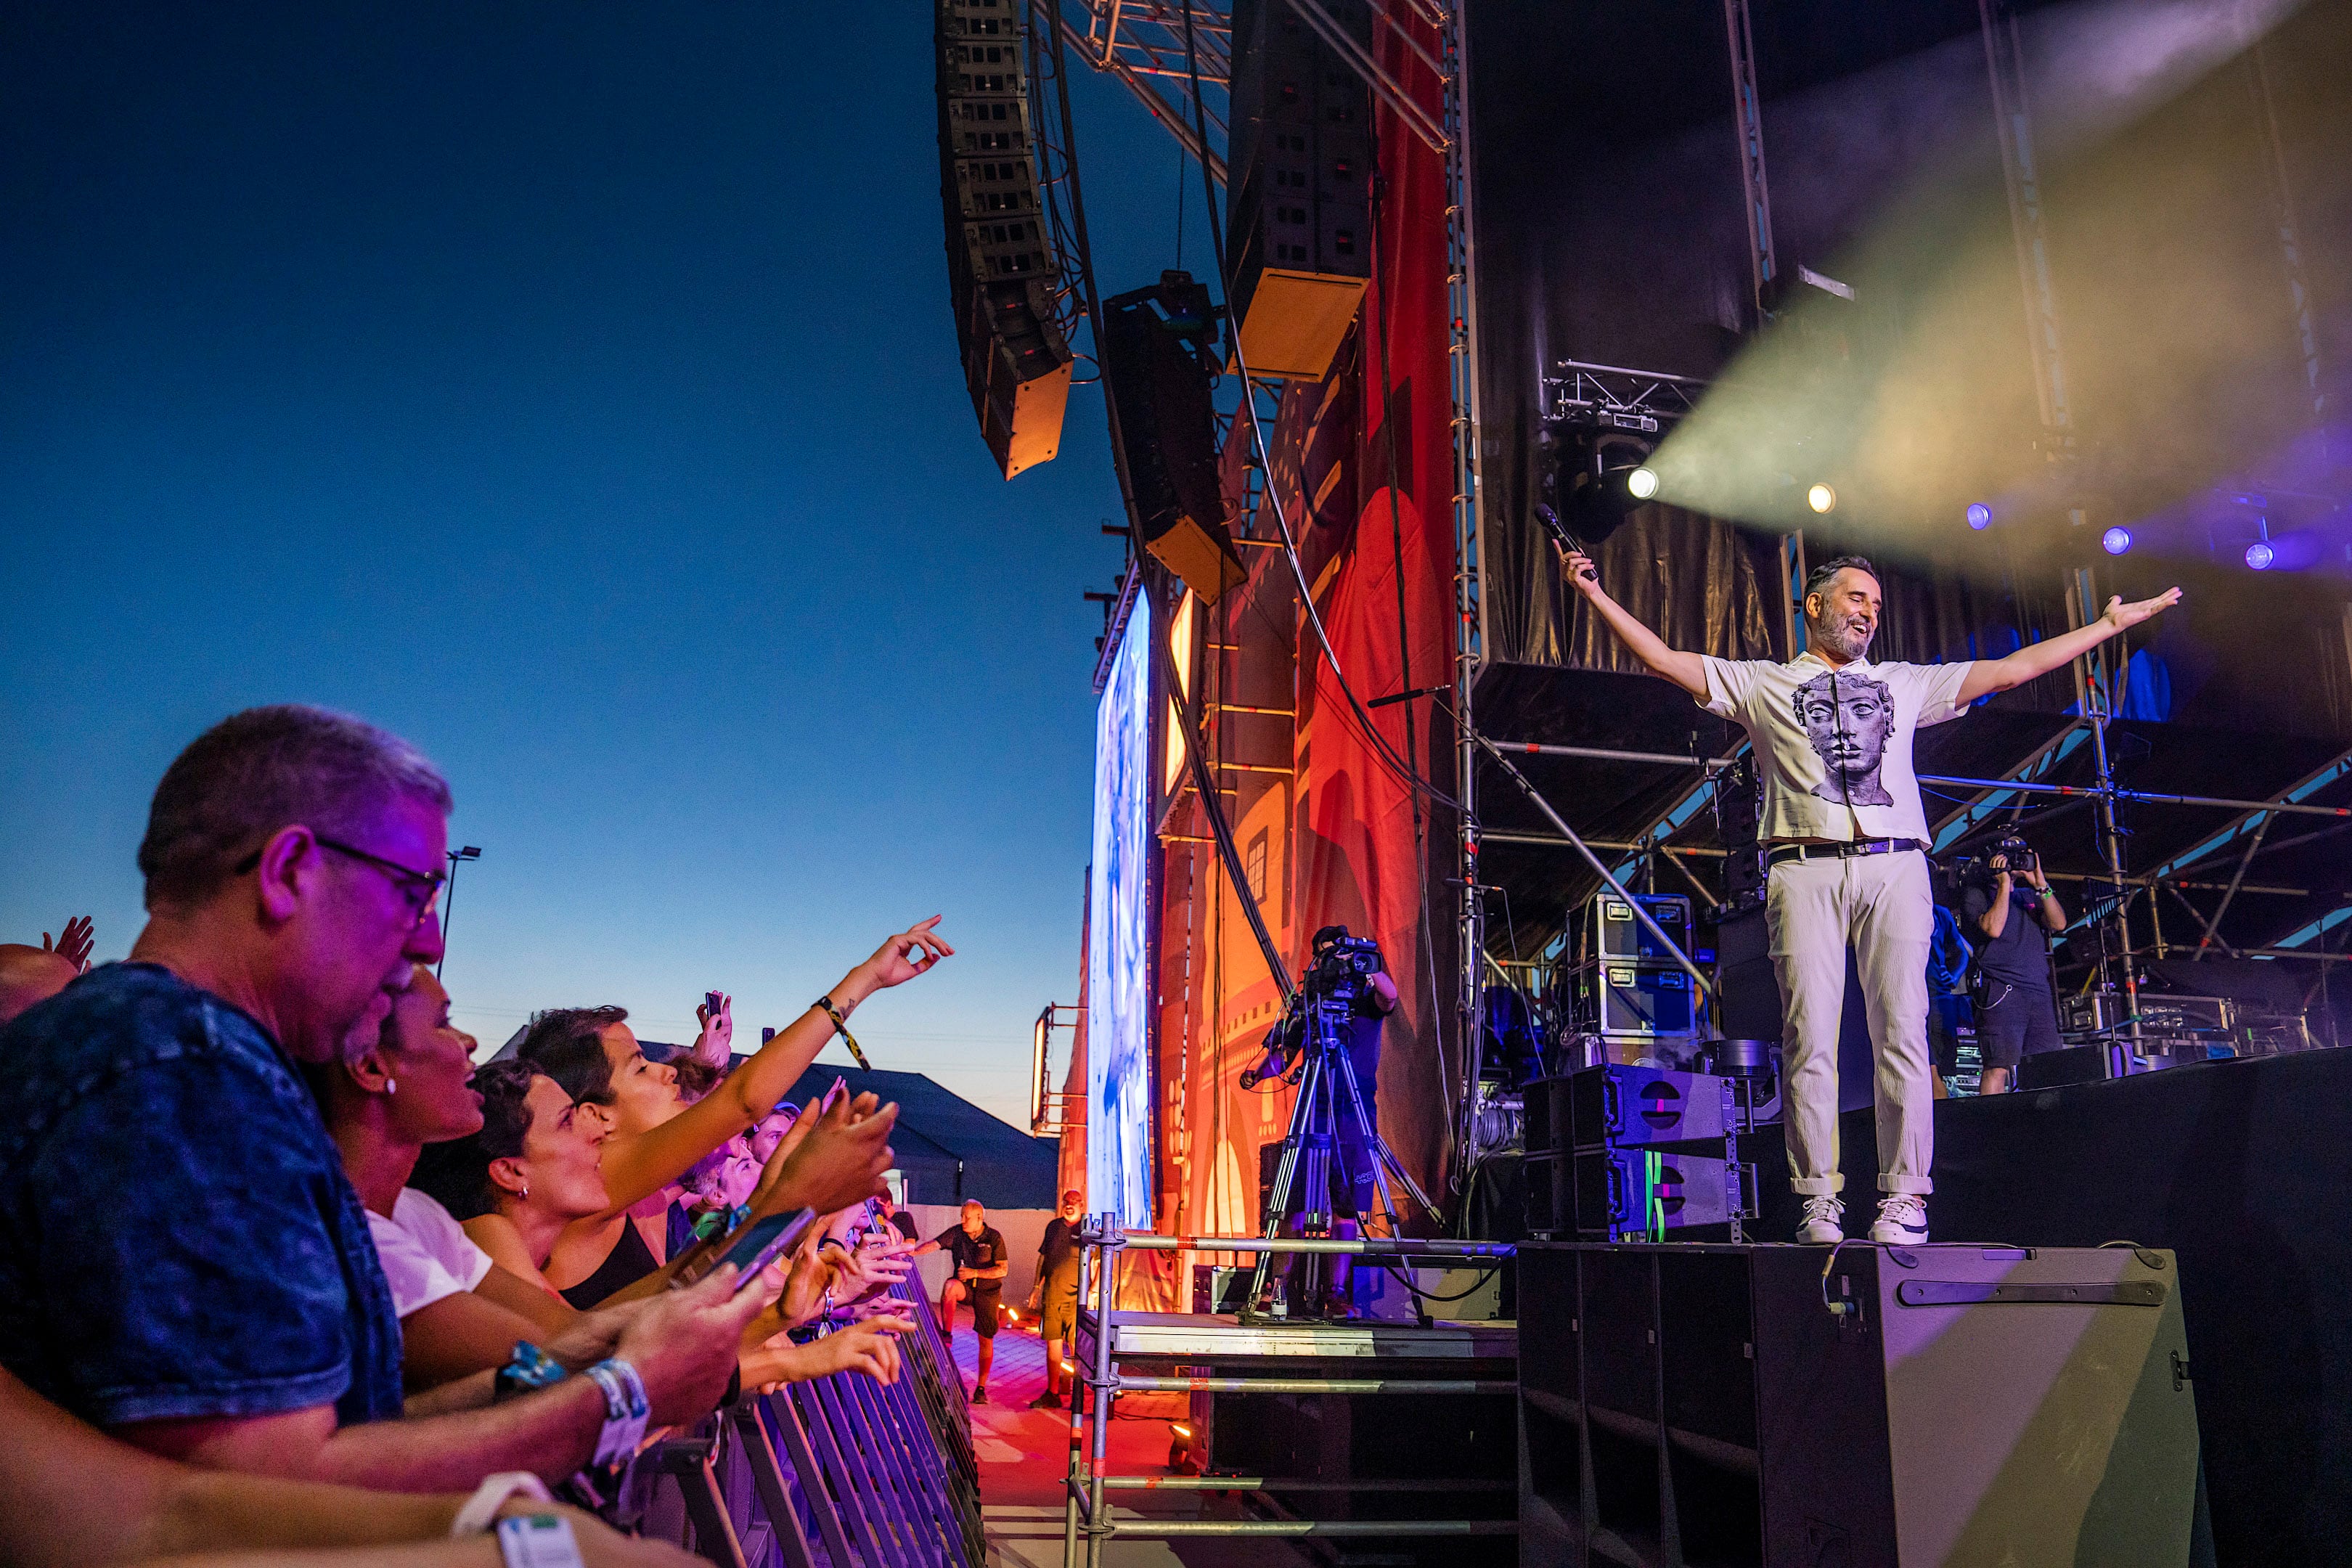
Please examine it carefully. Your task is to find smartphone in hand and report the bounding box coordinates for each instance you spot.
[676,1207,816,1294]
[705,990,725,1018]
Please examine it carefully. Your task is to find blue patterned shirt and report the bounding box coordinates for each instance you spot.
[0,963,403,1429]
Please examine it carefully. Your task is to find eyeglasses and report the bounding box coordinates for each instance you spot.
[234,835,446,924]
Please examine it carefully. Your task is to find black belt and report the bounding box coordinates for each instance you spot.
[1766,838,1924,867]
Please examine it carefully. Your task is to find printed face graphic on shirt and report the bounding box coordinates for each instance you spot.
[1792,670,1895,807]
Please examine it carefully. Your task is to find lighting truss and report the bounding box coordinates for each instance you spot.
[1543,359,1706,434]
[1045,0,1233,185]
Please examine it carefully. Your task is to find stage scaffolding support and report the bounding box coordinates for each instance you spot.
[1723,0,1778,320]
[1930,720,2089,852]
[1980,0,2072,438]
[1050,0,1233,186]
[1443,0,1487,1186]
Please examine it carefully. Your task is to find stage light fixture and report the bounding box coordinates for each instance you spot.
[1626,465,1660,501]
[2101,526,2132,555]
[1807,483,1837,515]
[2245,541,2275,571]
[1966,503,1993,531]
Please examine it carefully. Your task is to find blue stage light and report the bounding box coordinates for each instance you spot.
[1965,503,1992,531]
[2245,541,2275,571]
[2101,526,2131,555]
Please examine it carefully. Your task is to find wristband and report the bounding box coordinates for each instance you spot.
[495,1514,586,1568]
[813,995,873,1071]
[450,1471,552,1536]
[582,1359,650,1469]
[492,1341,568,1405]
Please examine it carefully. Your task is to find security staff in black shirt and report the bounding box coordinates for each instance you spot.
[1961,838,2067,1093]
[912,1199,1009,1402]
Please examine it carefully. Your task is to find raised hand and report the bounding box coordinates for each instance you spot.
[691,992,734,1066]
[834,1236,915,1301]
[809,1319,905,1384]
[771,1091,899,1215]
[43,916,94,972]
[1561,550,1603,597]
[859,917,954,989]
[2102,587,2181,632]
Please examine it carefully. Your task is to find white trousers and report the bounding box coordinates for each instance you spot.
[1765,849,1935,1196]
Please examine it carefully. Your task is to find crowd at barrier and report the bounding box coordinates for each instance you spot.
[0,705,985,1568]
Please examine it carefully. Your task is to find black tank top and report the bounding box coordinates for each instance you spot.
[559,1216,660,1310]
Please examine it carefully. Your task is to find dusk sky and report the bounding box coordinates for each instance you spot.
[0,2,1216,1126]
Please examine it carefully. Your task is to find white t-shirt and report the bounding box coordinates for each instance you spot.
[1698,652,1972,845]
[367,1186,496,1319]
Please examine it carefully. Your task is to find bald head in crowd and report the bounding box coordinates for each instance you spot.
[0,947,80,1027]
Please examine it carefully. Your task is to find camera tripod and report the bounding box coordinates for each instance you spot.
[1243,992,1437,1319]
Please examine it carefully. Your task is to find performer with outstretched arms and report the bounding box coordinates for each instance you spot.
[1563,547,2179,1243]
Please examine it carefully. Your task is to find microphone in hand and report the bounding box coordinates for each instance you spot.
[1537,505,1601,594]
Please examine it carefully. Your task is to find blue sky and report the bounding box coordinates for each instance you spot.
[0,2,1216,1127]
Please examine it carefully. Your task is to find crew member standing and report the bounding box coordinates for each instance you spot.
[1964,839,2068,1094]
[1565,548,2177,1242]
[1026,1188,1085,1410]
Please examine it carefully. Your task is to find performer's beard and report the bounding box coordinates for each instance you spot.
[1810,608,1875,662]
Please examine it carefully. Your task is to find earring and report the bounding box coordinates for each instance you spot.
[520,1183,529,1199]
[385,1078,397,1095]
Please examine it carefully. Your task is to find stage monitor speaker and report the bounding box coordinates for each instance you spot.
[1570,1146,1749,1240]
[1519,1242,2204,1567]
[1101,274,1247,603]
[934,0,1073,479]
[1564,1063,1734,1152]
[1224,0,1371,381]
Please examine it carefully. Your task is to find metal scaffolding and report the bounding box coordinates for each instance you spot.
[1061,1220,1516,1564]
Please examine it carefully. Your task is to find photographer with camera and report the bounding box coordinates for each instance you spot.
[1962,837,2067,1094]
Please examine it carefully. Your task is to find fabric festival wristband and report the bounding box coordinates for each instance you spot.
[814,994,873,1071]
[495,1514,586,1568]
[450,1471,553,1536]
[583,1360,650,1469]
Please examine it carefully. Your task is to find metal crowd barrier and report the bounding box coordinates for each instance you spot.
[629,1275,983,1567]
[1062,1220,1520,1567]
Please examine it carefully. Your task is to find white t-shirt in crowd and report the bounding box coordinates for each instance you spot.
[1698,651,1972,846]
[367,1186,496,1319]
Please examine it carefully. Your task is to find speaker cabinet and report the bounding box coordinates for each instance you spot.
[1518,1243,2204,1566]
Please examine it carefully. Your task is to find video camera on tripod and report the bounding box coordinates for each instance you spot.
[1241,926,1384,1089]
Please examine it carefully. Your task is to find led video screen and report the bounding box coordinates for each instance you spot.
[1087,596,1155,1231]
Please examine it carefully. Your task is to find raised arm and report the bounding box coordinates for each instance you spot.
[1956,588,2181,705]
[1563,550,1710,700]
[595,920,951,1210]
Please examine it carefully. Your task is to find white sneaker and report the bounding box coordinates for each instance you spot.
[1796,1195,1845,1245]
[1869,1195,1929,1245]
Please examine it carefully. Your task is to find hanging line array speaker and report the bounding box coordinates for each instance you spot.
[934,0,1072,479]
[1101,271,1247,603]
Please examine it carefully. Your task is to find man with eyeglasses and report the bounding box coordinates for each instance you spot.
[0,705,767,1493]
